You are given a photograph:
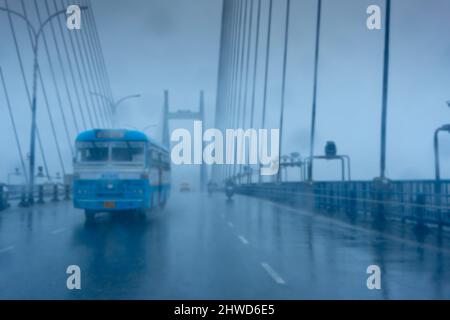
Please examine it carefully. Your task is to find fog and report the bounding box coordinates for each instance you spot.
[1,0,450,187]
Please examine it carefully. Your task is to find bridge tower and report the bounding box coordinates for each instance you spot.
[162,90,208,191]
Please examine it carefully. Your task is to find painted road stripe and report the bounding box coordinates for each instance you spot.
[227,222,234,228]
[0,246,15,254]
[261,262,286,285]
[238,235,249,245]
[51,227,68,235]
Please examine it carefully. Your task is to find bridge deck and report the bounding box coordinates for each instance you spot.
[0,192,449,299]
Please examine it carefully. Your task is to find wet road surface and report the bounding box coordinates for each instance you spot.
[0,191,449,299]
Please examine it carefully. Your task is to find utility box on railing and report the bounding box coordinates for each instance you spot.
[325,141,337,158]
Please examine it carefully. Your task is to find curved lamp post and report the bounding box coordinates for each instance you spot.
[0,5,88,205]
[434,124,450,181]
[433,116,450,224]
[91,92,141,128]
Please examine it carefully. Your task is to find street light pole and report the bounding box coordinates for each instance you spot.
[91,92,141,128]
[379,0,391,180]
[307,0,322,182]
[434,128,441,181]
[277,0,291,183]
[0,5,88,205]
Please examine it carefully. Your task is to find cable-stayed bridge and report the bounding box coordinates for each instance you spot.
[0,0,449,299]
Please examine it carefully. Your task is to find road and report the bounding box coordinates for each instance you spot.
[0,191,449,299]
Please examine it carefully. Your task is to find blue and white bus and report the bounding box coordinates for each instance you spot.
[73,129,170,221]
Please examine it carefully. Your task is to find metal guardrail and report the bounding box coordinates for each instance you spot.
[235,180,450,227]
[0,183,71,210]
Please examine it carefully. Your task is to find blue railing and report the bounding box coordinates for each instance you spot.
[235,180,450,227]
[0,183,71,210]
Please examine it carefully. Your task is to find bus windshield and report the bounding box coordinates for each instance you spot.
[76,141,145,164]
[111,141,145,162]
[76,141,109,162]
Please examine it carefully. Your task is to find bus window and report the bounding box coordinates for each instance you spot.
[150,149,160,163]
[76,142,109,162]
[111,141,145,163]
[147,149,152,167]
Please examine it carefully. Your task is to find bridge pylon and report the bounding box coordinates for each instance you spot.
[162,90,208,191]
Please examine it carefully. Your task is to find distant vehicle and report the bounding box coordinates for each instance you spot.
[225,180,235,200]
[72,129,171,222]
[179,182,191,192]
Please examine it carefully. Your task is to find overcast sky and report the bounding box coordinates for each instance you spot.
[1,0,450,184]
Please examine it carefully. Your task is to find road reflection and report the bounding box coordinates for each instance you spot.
[70,211,170,299]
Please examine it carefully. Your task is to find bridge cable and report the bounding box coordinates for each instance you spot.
[222,0,235,180]
[68,0,108,129]
[259,0,273,182]
[223,0,237,181]
[276,0,291,182]
[26,0,74,158]
[83,0,114,125]
[249,0,261,130]
[213,0,230,182]
[233,0,249,178]
[235,0,249,130]
[238,0,255,180]
[228,0,243,179]
[0,68,29,184]
[35,0,81,135]
[222,0,235,131]
[47,0,88,131]
[220,0,235,181]
[55,0,95,128]
[77,0,111,128]
[86,0,115,114]
[60,0,102,128]
[83,0,115,126]
[307,0,322,181]
[235,0,248,130]
[225,0,240,179]
[229,0,243,129]
[234,0,246,178]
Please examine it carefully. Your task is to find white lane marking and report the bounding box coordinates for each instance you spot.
[238,235,249,245]
[266,201,450,255]
[261,262,286,285]
[0,246,15,254]
[51,227,68,235]
[227,222,234,228]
